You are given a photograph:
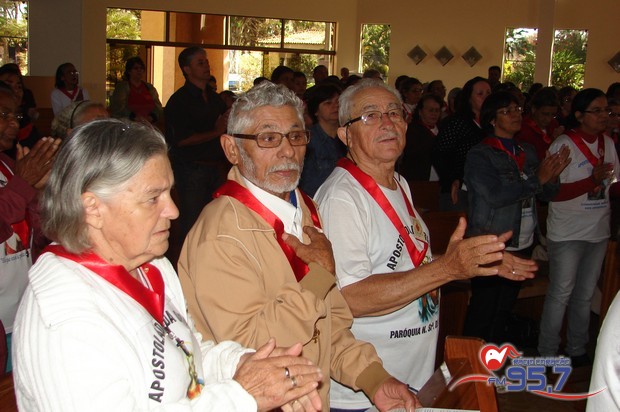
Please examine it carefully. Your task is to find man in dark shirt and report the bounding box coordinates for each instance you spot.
[164,47,228,246]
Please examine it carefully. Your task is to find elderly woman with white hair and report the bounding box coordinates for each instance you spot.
[12,119,323,411]
[50,100,109,139]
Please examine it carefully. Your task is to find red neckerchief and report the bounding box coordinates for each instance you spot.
[523,117,551,145]
[337,158,429,267]
[482,137,526,172]
[566,129,605,166]
[60,87,84,102]
[214,180,321,282]
[44,244,165,323]
[0,160,30,249]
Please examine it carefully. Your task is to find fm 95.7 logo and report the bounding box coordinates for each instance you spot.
[449,343,606,401]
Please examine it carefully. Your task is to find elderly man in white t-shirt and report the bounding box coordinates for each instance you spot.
[315,79,538,411]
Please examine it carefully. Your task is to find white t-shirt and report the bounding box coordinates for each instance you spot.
[587,291,620,411]
[506,200,535,252]
[547,133,620,242]
[50,87,91,115]
[315,167,438,410]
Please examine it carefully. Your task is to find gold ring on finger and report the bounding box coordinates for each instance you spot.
[290,376,298,387]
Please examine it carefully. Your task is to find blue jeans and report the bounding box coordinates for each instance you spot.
[537,239,608,356]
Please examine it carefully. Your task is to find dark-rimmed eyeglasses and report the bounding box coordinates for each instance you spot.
[0,112,23,122]
[233,130,311,148]
[345,109,405,127]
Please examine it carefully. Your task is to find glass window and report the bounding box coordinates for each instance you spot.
[229,17,283,48]
[107,8,143,41]
[503,28,538,91]
[360,24,391,81]
[106,8,336,104]
[552,29,587,89]
[0,1,29,73]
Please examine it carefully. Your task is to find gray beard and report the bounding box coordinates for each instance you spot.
[236,144,303,195]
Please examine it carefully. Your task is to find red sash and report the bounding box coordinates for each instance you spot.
[214,180,321,282]
[0,160,30,249]
[44,244,165,324]
[566,129,604,166]
[482,137,526,172]
[523,117,551,145]
[337,158,429,267]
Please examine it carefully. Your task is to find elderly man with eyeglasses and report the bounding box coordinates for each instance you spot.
[314,79,538,411]
[179,81,418,412]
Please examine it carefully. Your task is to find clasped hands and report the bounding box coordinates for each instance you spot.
[234,338,323,411]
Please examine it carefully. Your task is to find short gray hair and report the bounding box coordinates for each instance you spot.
[51,100,108,139]
[227,81,304,135]
[338,79,402,125]
[42,119,168,253]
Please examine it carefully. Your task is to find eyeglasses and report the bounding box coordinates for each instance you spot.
[0,112,23,122]
[496,106,523,116]
[345,109,405,127]
[233,130,311,148]
[583,108,612,116]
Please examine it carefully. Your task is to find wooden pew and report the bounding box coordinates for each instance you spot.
[419,336,498,411]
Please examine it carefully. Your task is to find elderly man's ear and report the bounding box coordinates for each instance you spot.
[337,126,349,148]
[221,134,239,165]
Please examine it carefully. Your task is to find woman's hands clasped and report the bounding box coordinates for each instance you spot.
[234,338,323,412]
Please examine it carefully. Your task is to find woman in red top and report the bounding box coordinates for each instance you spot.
[515,87,564,162]
[110,57,163,124]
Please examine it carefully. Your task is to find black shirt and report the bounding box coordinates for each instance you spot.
[164,81,226,162]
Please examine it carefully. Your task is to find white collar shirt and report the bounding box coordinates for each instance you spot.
[241,176,304,241]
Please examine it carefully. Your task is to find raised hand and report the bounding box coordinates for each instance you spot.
[15,137,62,189]
[538,145,571,184]
[438,217,506,280]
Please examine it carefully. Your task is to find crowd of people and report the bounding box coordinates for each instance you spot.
[1,50,620,411]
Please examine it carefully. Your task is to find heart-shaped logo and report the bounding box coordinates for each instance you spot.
[480,344,522,371]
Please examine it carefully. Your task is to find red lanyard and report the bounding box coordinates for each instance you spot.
[44,244,165,324]
[566,129,604,167]
[0,160,30,249]
[524,117,551,145]
[214,180,321,282]
[482,137,526,172]
[337,158,428,267]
